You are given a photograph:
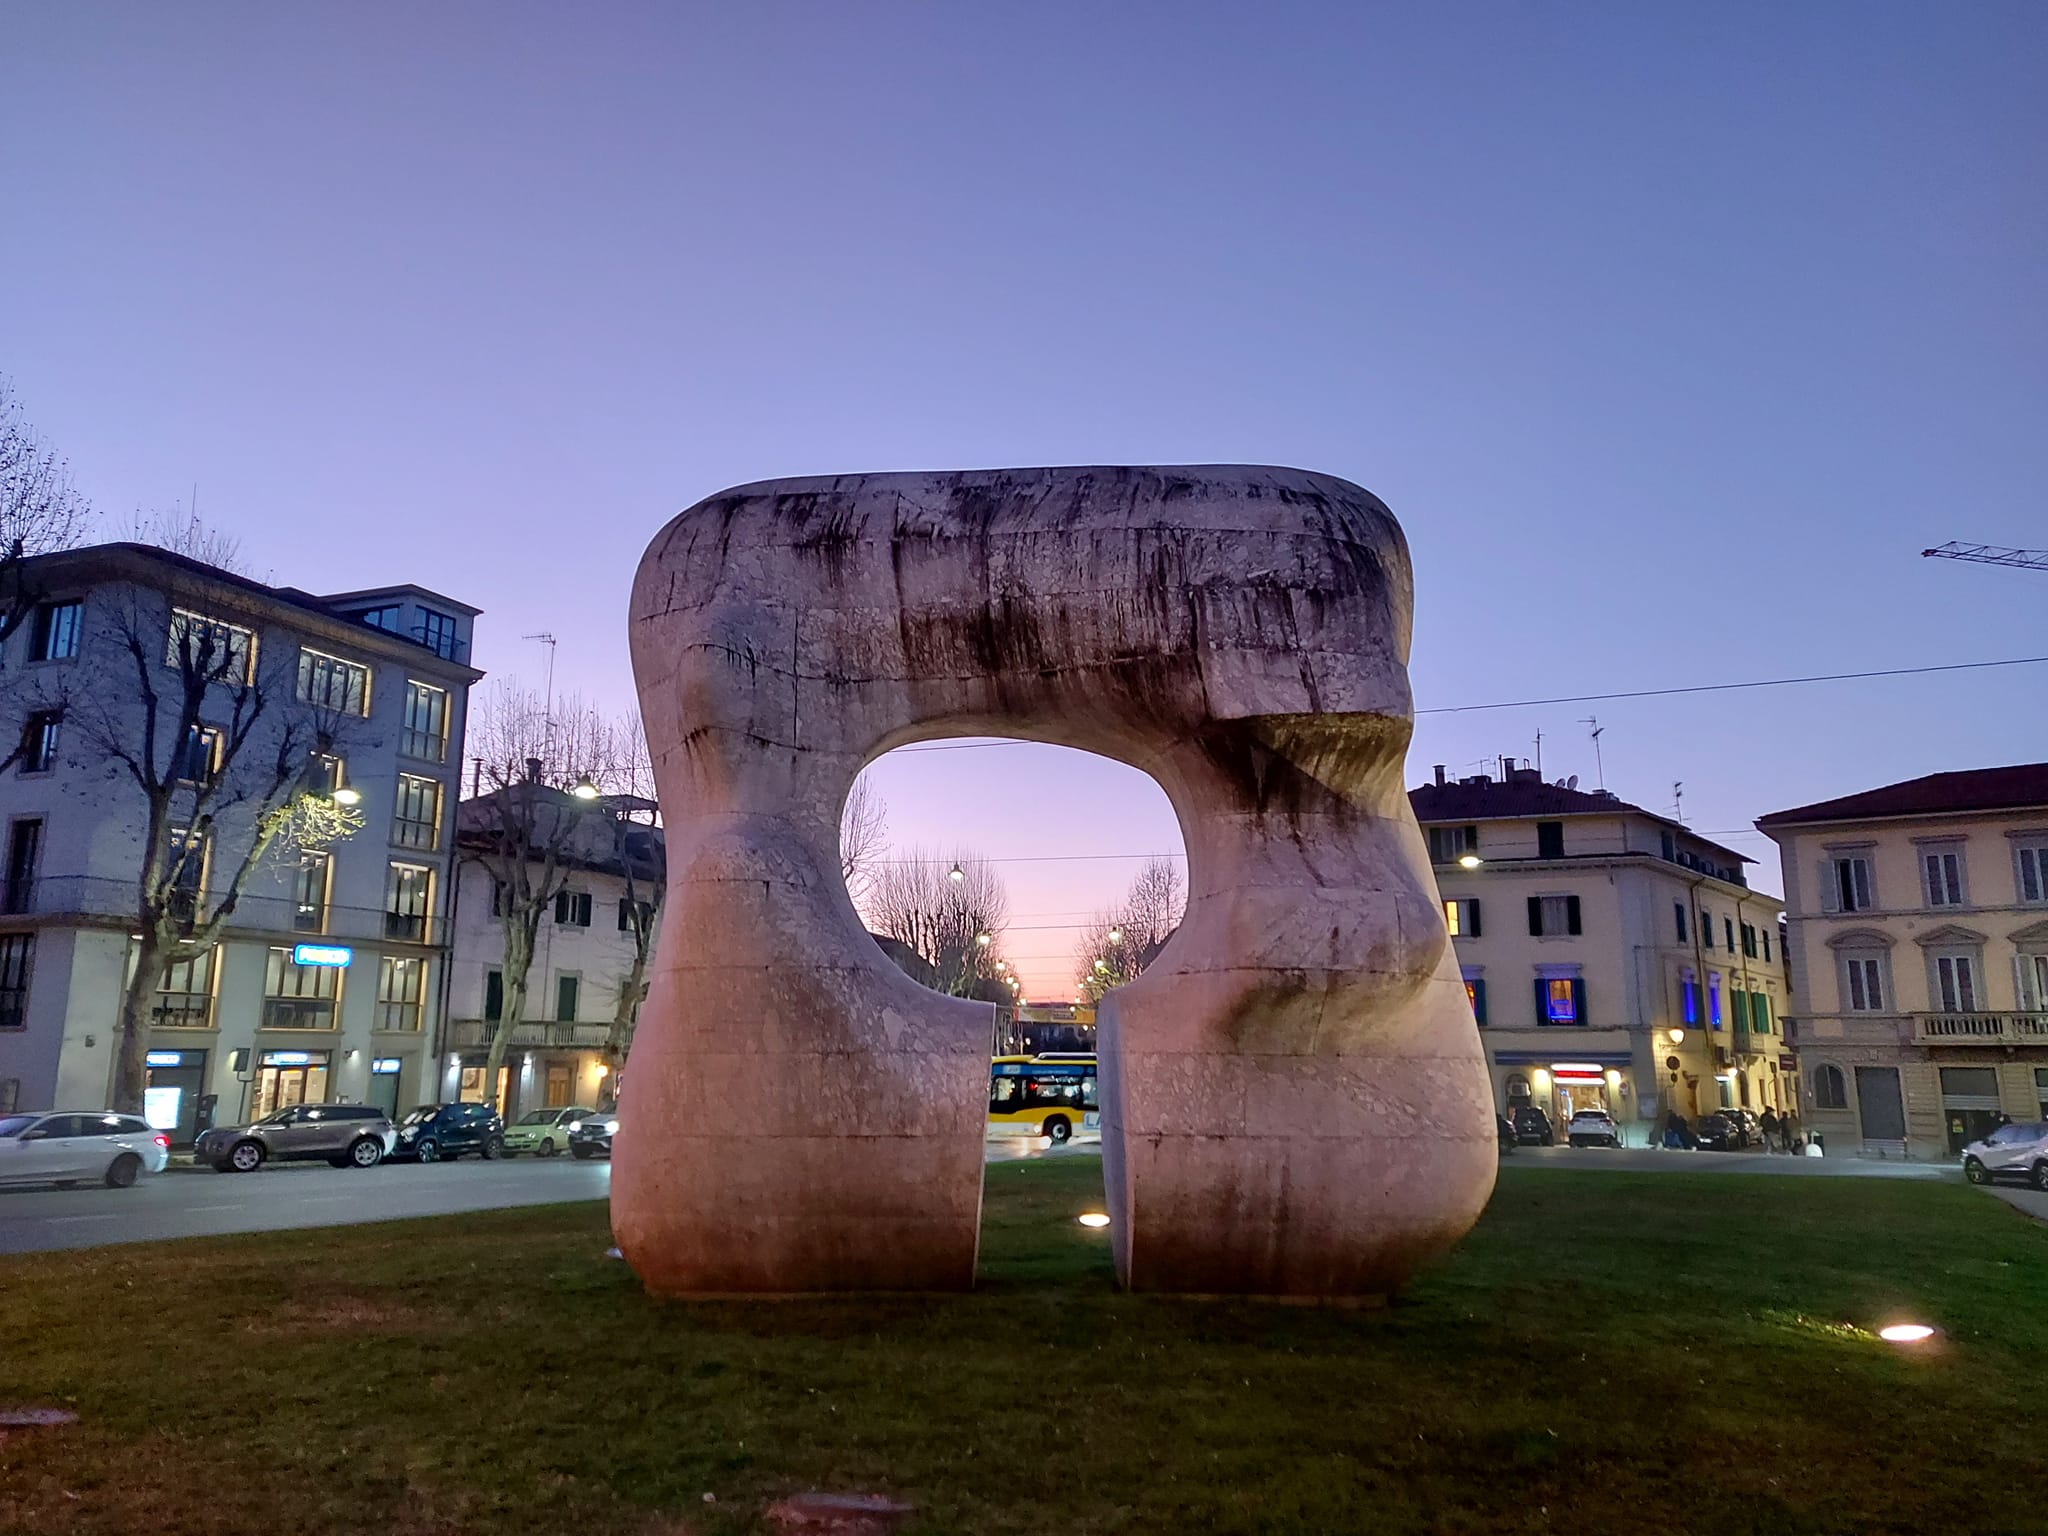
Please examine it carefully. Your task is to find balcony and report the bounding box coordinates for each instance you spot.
[1913,1012,2048,1047]
[446,1019,610,1051]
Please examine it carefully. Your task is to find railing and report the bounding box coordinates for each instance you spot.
[1913,1011,2048,1046]
[446,1018,610,1050]
[262,999,337,1031]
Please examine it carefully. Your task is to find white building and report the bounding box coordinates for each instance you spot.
[0,543,480,1139]
[438,790,662,1117]
[1415,764,1791,1141]
[1759,763,2048,1159]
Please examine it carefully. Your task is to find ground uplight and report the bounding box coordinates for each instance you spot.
[1879,1323,1935,1343]
[1077,1213,1111,1229]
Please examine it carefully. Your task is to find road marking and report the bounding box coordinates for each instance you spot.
[47,1214,120,1225]
[188,1203,238,1212]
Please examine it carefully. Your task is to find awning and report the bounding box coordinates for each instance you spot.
[1491,1050,1635,1067]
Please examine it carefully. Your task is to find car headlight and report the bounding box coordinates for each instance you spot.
[602,1120,619,1135]
[566,1120,582,1132]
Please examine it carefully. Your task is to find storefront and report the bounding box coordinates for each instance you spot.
[368,1056,405,1118]
[250,1048,331,1119]
[143,1048,212,1147]
[1493,1050,1640,1139]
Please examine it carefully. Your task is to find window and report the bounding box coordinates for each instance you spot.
[1763,930,1773,963]
[1674,903,1688,944]
[1724,918,1735,952]
[1462,970,1487,1026]
[297,648,370,715]
[1825,854,1874,913]
[29,600,82,661]
[167,609,255,683]
[1536,975,1585,1025]
[1812,1065,1848,1110]
[0,935,31,1030]
[306,752,346,798]
[401,681,448,762]
[3,819,42,916]
[263,946,340,1029]
[1536,821,1564,859]
[1842,954,1887,1012]
[153,949,215,1029]
[1427,825,1479,864]
[1933,952,1979,1013]
[18,711,60,774]
[1708,972,1723,1028]
[173,724,222,786]
[1680,968,1699,1026]
[417,608,460,660]
[617,896,654,932]
[1921,848,1966,908]
[385,862,434,941]
[554,890,593,928]
[2015,840,2048,905]
[1749,993,1771,1034]
[2019,953,2048,1013]
[1740,923,1758,959]
[484,969,504,1023]
[1700,907,1713,949]
[168,826,207,895]
[2037,1067,2048,1119]
[377,956,425,1032]
[293,852,330,932]
[1443,898,1481,937]
[556,973,580,1022]
[355,604,404,635]
[393,775,443,850]
[1527,894,1581,937]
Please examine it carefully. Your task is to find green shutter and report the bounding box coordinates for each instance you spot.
[1751,993,1770,1034]
[1732,991,1750,1031]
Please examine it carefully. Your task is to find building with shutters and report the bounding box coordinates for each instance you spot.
[0,542,480,1139]
[1758,763,2048,1160]
[1415,763,1791,1143]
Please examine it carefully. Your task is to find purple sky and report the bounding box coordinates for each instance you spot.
[6,4,2044,999]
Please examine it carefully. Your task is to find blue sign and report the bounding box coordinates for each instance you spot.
[371,1057,402,1075]
[145,1051,184,1068]
[292,943,353,968]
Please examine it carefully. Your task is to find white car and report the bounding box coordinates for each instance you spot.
[0,1110,172,1189]
[1962,1121,2048,1189]
[1566,1108,1620,1148]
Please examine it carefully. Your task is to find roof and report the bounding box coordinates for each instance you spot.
[1757,763,2048,831]
[1409,776,1752,868]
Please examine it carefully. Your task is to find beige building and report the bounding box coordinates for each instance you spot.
[1415,764,1790,1143]
[1759,764,2048,1160]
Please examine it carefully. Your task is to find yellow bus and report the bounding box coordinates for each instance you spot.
[988,1054,1098,1144]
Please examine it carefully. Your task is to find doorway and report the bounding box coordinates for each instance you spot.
[143,1048,208,1147]
[1940,1066,2003,1154]
[367,1057,403,1118]
[251,1052,331,1118]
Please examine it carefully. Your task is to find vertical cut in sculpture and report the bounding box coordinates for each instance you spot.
[616,465,1496,1296]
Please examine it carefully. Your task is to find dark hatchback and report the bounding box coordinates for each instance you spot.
[1511,1106,1555,1146]
[1696,1108,1764,1151]
[390,1102,504,1162]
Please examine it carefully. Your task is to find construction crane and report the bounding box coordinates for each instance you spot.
[1921,542,2048,571]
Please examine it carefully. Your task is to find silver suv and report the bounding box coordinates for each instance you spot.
[1962,1121,2048,1189]
[196,1104,395,1173]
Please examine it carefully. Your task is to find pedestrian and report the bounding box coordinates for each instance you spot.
[1778,1110,1797,1154]
[1665,1110,1690,1150]
[1760,1106,1780,1152]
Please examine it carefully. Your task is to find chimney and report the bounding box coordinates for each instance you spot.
[1433,764,1446,787]
[524,756,543,783]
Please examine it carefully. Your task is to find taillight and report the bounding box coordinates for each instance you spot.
[154,1134,170,1149]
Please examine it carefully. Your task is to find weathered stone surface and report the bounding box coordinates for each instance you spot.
[617,465,1495,1297]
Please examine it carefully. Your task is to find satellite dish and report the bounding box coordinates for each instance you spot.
[1566,774,1579,790]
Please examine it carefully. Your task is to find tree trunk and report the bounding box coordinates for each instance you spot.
[111,936,165,1114]
[601,961,648,1110]
[482,917,534,1114]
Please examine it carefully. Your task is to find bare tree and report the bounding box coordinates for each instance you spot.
[0,380,93,645]
[594,710,662,1105]
[838,775,888,903]
[459,680,608,1104]
[1075,857,1185,1003]
[864,849,1011,998]
[125,505,252,578]
[61,599,363,1111]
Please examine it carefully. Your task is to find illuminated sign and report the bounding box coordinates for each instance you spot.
[145,1051,185,1068]
[371,1057,402,1075]
[292,943,353,968]
[262,1051,313,1067]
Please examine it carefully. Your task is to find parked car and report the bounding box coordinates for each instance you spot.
[1962,1121,2048,1189]
[391,1103,505,1162]
[502,1105,597,1158]
[0,1111,170,1189]
[197,1104,394,1172]
[568,1110,619,1159]
[1696,1108,1765,1151]
[1510,1106,1554,1147]
[1567,1108,1620,1148]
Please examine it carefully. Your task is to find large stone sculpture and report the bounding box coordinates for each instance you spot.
[616,465,1495,1297]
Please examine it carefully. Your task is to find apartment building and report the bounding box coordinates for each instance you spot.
[0,543,480,1140]
[439,790,662,1117]
[1759,763,2048,1159]
[1415,764,1791,1142]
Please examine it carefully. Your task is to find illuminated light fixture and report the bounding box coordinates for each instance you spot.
[1879,1323,1935,1344]
[948,863,964,884]
[1605,1069,1623,1087]
[1094,960,1109,973]
[571,776,600,801]
[1108,926,1123,944]
[1077,1213,1112,1229]
[1458,853,1482,869]
[1667,1028,1686,1045]
[330,785,362,807]
[976,932,991,947]
[594,1063,610,1078]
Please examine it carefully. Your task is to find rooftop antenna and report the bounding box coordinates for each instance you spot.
[522,632,558,760]
[1580,716,1605,790]
[1533,729,1543,777]
[1672,781,1685,823]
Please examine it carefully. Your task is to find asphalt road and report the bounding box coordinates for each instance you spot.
[0,1156,613,1255]
[1506,1144,1958,1179]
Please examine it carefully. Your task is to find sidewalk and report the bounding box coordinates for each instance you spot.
[1986,1186,2048,1223]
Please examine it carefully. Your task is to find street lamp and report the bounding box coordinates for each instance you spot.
[1458,853,1482,869]
[1108,926,1123,944]
[330,785,362,807]
[571,776,600,801]
[1667,1027,1686,1046]
[948,862,965,884]
[975,932,991,947]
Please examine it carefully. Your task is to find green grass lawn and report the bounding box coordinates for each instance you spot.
[3,1162,2046,1536]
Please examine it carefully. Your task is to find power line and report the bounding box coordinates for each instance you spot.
[881,654,2048,752]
